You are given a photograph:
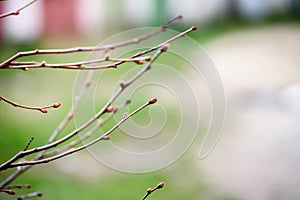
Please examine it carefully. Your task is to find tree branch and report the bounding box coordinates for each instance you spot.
[0,15,182,69]
[0,0,38,19]
[7,56,152,70]
[0,96,61,113]
[9,97,158,167]
[0,25,197,171]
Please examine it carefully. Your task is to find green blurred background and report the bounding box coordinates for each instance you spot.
[1,0,300,199]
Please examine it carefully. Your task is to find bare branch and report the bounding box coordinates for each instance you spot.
[0,25,196,171]
[7,56,152,70]
[44,100,131,158]
[0,0,38,19]
[0,15,182,69]
[0,96,61,113]
[1,184,31,189]
[9,98,158,167]
[142,182,165,200]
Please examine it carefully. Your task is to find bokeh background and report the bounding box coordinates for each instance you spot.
[1,0,300,199]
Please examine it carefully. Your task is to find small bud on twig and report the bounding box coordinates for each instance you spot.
[148,97,158,104]
[106,106,118,113]
[53,102,62,108]
[97,119,104,125]
[147,188,153,193]
[119,80,126,88]
[40,109,48,113]
[103,135,111,140]
[156,182,165,189]
[123,112,128,119]
[161,44,169,52]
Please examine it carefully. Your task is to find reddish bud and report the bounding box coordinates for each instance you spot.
[106,106,118,113]
[85,81,92,87]
[148,97,158,104]
[119,80,126,88]
[68,112,74,119]
[40,109,48,113]
[123,112,128,119]
[191,26,198,31]
[106,106,114,112]
[103,135,111,140]
[6,190,16,195]
[156,182,165,189]
[145,56,152,61]
[134,60,144,65]
[161,44,169,52]
[53,102,62,108]
[37,192,42,197]
[97,119,104,125]
[105,54,110,61]
[147,188,153,193]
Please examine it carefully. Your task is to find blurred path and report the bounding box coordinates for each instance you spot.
[201,23,300,200]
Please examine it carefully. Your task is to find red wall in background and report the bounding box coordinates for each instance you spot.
[0,3,4,40]
[43,0,78,36]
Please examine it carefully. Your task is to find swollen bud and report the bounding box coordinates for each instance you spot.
[40,109,48,113]
[147,188,153,193]
[134,60,144,65]
[156,182,165,189]
[161,44,169,52]
[53,102,62,108]
[148,97,158,104]
[103,135,111,140]
[106,106,118,113]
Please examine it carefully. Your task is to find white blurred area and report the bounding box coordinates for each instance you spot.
[201,25,300,199]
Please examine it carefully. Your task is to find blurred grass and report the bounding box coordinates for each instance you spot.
[1,15,299,199]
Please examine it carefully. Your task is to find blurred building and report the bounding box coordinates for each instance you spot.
[0,0,298,41]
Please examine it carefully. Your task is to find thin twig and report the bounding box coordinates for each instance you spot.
[1,184,31,189]
[142,182,165,200]
[9,98,158,167]
[16,191,42,200]
[23,137,34,151]
[7,56,152,70]
[44,100,131,158]
[0,15,182,69]
[0,96,61,113]
[0,0,38,19]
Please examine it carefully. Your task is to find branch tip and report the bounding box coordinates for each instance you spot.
[0,189,16,195]
[53,102,62,108]
[156,182,165,189]
[148,97,158,104]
